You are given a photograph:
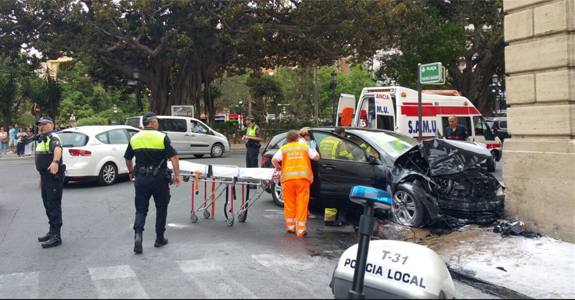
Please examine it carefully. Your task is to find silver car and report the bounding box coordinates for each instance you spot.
[126,115,230,158]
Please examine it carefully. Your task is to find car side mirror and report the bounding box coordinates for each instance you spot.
[367,154,379,165]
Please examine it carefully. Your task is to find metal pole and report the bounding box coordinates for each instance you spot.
[332,71,337,125]
[417,63,423,140]
[136,83,142,113]
[313,65,319,126]
[348,202,375,299]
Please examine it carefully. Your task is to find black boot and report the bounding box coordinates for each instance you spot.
[38,225,57,242]
[38,231,51,243]
[154,233,168,248]
[41,227,61,248]
[134,232,143,254]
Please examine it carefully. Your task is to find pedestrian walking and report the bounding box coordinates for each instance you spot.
[243,115,263,168]
[35,116,65,248]
[0,126,7,156]
[272,130,319,237]
[124,112,181,255]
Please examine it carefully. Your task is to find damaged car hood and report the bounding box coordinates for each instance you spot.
[392,138,504,226]
[395,139,491,176]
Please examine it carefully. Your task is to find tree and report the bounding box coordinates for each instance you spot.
[375,0,504,115]
[29,0,397,122]
[245,72,284,122]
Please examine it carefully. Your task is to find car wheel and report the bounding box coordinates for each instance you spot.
[98,162,117,185]
[210,143,224,158]
[491,149,501,162]
[271,182,284,207]
[486,157,496,172]
[391,182,428,227]
[194,154,204,158]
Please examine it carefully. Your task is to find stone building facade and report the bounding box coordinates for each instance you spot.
[503,0,575,241]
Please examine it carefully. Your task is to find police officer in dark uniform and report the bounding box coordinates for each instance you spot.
[124,112,181,254]
[243,115,262,168]
[35,116,65,248]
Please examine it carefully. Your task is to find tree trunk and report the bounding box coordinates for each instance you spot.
[148,62,171,115]
[201,66,215,124]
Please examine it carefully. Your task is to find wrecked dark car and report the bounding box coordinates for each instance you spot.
[261,128,504,227]
[391,138,505,227]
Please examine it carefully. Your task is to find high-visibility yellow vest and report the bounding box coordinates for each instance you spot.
[319,136,351,160]
[280,142,313,183]
[246,125,258,137]
[130,130,166,150]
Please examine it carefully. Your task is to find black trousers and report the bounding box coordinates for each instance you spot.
[245,146,260,168]
[133,173,171,235]
[40,172,64,229]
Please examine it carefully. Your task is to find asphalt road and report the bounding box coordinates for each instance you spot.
[0,153,498,298]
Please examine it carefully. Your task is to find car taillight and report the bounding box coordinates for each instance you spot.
[261,155,270,166]
[69,149,92,157]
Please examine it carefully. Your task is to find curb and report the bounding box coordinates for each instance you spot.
[0,156,33,162]
[448,266,532,299]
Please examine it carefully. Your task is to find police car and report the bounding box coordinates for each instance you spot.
[58,125,140,185]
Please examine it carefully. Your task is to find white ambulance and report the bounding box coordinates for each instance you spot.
[336,86,502,162]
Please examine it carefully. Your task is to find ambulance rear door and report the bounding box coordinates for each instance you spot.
[336,94,356,127]
[373,92,396,131]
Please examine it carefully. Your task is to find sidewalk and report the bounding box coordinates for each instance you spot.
[230,143,247,154]
[0,151,33,161]
[374,221,575,298]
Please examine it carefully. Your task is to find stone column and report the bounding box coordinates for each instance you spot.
[503,0,575,241]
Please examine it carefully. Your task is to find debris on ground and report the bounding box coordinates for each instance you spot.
[493,219,541,238]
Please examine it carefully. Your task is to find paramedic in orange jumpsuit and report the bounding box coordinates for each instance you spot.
[272,130,320,237]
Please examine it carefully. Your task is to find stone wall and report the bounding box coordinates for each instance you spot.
[503,0,575,242]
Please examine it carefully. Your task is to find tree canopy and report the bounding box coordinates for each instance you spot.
[29,0,394,122]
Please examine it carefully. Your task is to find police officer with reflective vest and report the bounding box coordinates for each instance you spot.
[243,115,262,168]
[318,127,352,160]
[124,112,181,254]
[35,116,65,248]
[272,130,319,237]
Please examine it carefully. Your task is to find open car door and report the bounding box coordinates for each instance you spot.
[335,94,356,127]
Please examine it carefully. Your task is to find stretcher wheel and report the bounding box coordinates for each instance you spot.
[226,216,235,227]
[203,210,211,219]
[183,176,190,182]
[238,210,248,223]
[190,213,199,223]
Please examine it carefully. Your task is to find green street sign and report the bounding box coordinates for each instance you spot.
[419,62,444,84]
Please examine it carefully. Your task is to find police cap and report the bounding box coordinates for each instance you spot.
[37,116,54,124]
[142,112,158,124]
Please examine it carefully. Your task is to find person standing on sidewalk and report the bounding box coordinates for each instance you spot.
[243,115,263,168]
[0,126,7,156]
[272,130,319,237]
[35,116,65,248]
[124,112,181,255]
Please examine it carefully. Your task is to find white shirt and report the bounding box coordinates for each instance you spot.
[272,144,319,162]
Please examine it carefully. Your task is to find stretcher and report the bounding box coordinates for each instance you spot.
[169,161,275,227]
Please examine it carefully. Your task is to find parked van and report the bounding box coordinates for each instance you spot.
[126,115,230,158]
[336,86,502,162]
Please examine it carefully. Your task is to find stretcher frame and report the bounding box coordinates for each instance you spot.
[175,161,274,227]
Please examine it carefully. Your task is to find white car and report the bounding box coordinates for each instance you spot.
[58,125,140,185]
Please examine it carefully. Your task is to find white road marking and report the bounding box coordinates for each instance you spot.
[0,272,39,298]
[178,259,258,299]
[251,254,323,298]
[88,265,149,299]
